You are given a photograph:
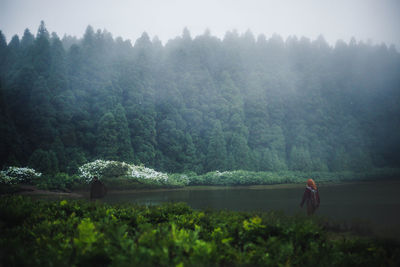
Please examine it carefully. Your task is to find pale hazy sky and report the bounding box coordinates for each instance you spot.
[1,0,399,47]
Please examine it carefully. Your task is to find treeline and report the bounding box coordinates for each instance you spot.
[0,21,399,175]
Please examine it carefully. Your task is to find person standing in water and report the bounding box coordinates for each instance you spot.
[90,176,107,200]
[300,178,320,215]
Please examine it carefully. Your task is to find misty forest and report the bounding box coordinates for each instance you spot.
[1,21,400,266]
[1,22,400,175]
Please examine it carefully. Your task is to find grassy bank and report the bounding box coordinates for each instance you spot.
[1,196,399,266]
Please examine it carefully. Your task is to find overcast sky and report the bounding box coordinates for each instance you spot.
[1,0,399,48]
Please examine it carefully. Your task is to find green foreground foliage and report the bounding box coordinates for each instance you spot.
[1,196,399,266]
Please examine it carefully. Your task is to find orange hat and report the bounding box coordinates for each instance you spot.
[307,179,317,190]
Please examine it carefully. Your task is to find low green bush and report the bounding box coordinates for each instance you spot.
[188,168,400,186]
[0,196,399,266]
[36,173,81,191]
[100,176,172,190]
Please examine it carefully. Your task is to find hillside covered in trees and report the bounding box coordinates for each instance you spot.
[0,21,399,175]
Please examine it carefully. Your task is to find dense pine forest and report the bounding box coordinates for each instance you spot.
[1,21,399,175]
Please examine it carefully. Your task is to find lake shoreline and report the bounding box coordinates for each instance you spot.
[10,178,400,198]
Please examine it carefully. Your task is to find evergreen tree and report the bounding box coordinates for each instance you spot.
[182,133,197,172]
[28,149,59,174]
[206,121,227,171]
[289,146,313,171]
[29,76,56,148]
[113,104,134,162]
[0,80,18,166]
[0,31,6,54]
[6,35,21,68]
[262,148,287,172]
[21,29,34,50]
[96,112,119,160]
[32,21,51,77]
[0,31,8,76]
[228,133,251,170]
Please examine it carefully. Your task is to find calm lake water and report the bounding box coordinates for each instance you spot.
[103,180,400,238]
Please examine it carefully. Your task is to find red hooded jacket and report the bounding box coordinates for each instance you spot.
[300,186,320,207]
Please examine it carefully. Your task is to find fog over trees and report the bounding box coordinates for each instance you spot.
[0,22,399,175]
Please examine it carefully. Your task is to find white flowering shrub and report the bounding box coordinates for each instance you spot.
[0,172,14,184]
[0,166,42,184]
[130,165,169,183]
[78,159,178,184]
[78,160,131,183]
[78,160,198,186]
